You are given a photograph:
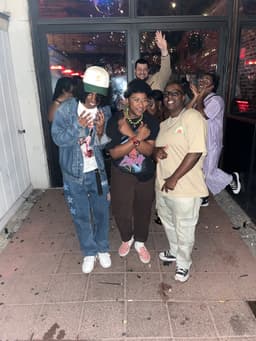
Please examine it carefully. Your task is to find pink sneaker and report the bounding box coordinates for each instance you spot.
[134,242,151,264]
[118,236,134,257]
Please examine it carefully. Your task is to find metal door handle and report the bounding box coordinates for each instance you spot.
[18,129,26,134]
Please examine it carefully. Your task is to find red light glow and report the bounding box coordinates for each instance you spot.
[50,65,64,70]
[62,69,73,74]
[244,59,256,66]
[71,72,82,77]
[235,100,249,112]
[240,48,246,59]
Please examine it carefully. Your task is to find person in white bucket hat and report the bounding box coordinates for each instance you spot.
[51,66,112,274]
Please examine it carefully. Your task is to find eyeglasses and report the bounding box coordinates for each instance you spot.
[163,90,183,98]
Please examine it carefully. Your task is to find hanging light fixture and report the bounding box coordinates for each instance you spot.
[170,1,177,9]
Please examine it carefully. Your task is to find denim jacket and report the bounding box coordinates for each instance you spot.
[51,97,111,184]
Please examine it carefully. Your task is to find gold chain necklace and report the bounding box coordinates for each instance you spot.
[124,109,143,128]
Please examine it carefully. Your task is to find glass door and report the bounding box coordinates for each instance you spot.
[39,23,227,187]
[47,31,128,108]
[138,28,222,89]
[43,29,128,186]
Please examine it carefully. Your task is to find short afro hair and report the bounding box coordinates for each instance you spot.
[124,79,152,98]
[199,72,220,92]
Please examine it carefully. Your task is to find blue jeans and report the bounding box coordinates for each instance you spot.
[64,170,110,256]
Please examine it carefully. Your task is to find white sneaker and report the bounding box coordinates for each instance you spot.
[98,252,111,268]
[82,256,96,274]
[230,172,241,194]
[174,267,189,282]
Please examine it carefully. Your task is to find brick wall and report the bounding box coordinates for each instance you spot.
[237,28,256,110]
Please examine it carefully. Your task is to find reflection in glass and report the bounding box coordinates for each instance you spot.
[140,30,219,82]
[137,0,227,16]
[47,32,127,106]
[234,28,256,114]
[239,0,256,15]
[39,0,128,18]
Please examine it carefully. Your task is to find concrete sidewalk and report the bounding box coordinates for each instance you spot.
[0,189,255,340]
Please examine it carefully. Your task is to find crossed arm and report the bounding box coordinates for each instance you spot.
[108,117,155,159]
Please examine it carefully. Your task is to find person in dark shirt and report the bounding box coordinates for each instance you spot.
[106,79,159,264]
[147,89,166,225]
[147,89,166,122]
[48,77,74,122]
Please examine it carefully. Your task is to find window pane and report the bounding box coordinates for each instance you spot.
[137,0,227,16]
[239,0,256,15]
[140,29,219,82]
[39,0,128,18]
[47,32,127,106]
[234,28,256,114]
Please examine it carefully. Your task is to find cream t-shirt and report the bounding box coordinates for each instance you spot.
[155,108,208,197]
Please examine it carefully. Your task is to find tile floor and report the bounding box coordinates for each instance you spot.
[0,189,255,340]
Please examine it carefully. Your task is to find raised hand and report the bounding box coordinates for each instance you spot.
[199,84,215,99]
[155,30,168,55]
[190,83,199,98]
[95,110,105,136]
[78,112,95,128]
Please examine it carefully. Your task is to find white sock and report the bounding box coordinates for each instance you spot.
[135,241,144,249]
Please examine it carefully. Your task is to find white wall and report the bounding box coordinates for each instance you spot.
[0,0,49,189]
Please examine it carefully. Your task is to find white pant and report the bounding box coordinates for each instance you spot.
[156,192,201,269]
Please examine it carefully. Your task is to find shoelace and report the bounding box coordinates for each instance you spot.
[176,268,188,275]
[165,250,174,257]
[230,182,237,190]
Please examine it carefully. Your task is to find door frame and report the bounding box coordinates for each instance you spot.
[29,1,233,186]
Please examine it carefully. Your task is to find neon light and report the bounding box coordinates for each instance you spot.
[71,72,82,77]
[62,69,73,74]
[240,48,246,59]
[244,59,256,65]
[50,65,64,70]
[235,99,249,112]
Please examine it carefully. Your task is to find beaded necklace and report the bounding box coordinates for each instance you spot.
[124,109,143,128]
